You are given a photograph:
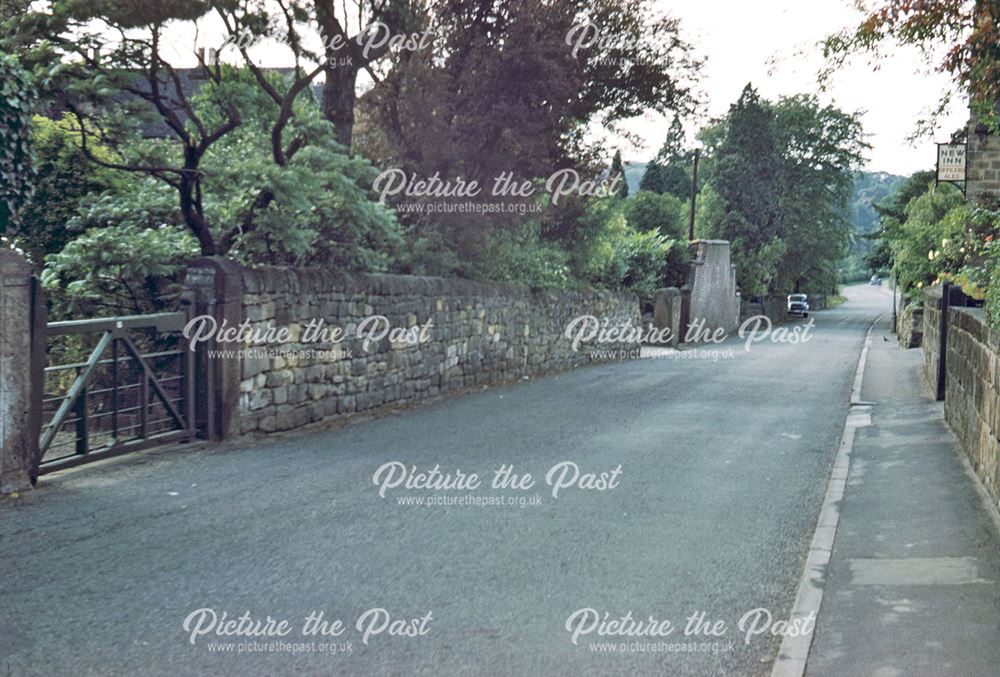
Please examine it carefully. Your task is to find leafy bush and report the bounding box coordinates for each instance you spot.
[590,228,689,310]
[182,72,403,269]
[16,115,122,266]
[888,185,965,294]
[42,214,199,319]
[477,221,573,289]
[624,190,686,239]
[987,244,1000,331]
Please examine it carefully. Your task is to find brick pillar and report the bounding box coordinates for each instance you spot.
[0,249,44,493]
[183,257,244,440]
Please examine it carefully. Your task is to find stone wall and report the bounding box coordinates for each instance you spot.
[739,296,789,325]
[682,240,740,337]
[943,307,1000,510]
[897,302,924,349]
[809,295,829,312]
[228,266,639,435]
[923,286,943,397]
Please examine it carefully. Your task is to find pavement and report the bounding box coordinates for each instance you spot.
[805,308,1000,676]
[0,284,997,676]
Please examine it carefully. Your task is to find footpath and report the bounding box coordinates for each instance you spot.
[804,312,1000,676]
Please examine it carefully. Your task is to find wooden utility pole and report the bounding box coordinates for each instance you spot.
[688,148,700,241]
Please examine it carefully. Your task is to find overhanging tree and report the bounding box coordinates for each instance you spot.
[6,0,396,259]
[822,0,1000,136]
[358,0,702,271]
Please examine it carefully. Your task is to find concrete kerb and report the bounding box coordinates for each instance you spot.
[770,314,882,677]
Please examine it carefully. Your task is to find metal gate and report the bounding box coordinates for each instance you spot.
[38,311,196,473]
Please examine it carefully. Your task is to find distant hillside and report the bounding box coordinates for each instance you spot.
[851,171,905,237]
[842,171,906,280]
[623,162,646,196]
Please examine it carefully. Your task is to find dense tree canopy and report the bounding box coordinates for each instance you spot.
[698,85,867,296]
[356,0,702,273]
[5,2,402,261]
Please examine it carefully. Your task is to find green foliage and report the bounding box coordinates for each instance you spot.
[699,86,866,295]
[878,181,965,295]
[0,0,30,23]
[870,176,998,312]
[638,161,688,198]
[477,221,572,289]
[192,75,402,268]
[41,221,199,319]
[987,245,1000,331]
[15,115,119,268]
[706,85,783,295]
[645,118,692,199]
[359,0,703,271]
[693,182,725,239]
[584,209,689,310]
[39,174,191,318]
[610,150,628,199]
[0,54,34,232]
[624,190,685,239]
[604,230,687,310]
[863,239,893,274]
[841,171,905,280]
[731,236,788,298]
[638,162,668,194]
[770,95,868,292]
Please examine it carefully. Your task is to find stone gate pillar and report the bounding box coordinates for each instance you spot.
[183,257,244,440]
[0,249,44,493]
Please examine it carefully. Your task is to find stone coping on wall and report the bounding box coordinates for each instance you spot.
[240,266,628,304]
[225,263,641,436]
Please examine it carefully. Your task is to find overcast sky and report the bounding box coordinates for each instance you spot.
[618,0,968,176]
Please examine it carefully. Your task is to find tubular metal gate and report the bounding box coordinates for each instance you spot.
[38,311,196,473]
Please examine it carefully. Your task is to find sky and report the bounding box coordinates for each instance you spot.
[156,0,967,178]
[618,0,968,176]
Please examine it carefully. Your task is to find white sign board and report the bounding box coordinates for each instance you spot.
[937,144,966,182]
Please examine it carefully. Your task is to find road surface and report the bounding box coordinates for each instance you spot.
[0,286,894,676]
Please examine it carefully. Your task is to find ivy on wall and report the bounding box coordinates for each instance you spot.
[0,53,34,233]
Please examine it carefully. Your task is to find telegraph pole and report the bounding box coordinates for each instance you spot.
[688,148,700,241]
[891,268,897,334]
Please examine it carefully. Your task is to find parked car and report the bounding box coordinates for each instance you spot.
[870,275,882,285]
[787,294,809,318]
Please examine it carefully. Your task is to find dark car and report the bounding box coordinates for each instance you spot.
[870,275,882,285]
[787,294,809,318]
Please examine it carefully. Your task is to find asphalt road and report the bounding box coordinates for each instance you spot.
[0,285,892,676]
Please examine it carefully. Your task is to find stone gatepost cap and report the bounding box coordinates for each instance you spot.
[0,247,31,271]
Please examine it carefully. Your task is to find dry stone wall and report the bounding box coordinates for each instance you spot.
[231,267,639,435]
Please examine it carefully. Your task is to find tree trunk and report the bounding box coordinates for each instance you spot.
[322,61,360,151]
[178,146,216,255]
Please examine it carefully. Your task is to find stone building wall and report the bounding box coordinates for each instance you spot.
[944,307,1000,510]
[966,116,1000,201]
[229,266,639,435]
